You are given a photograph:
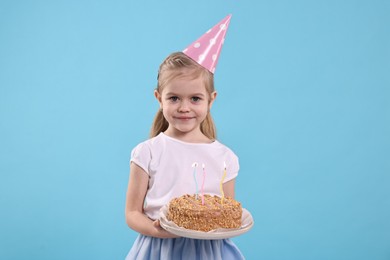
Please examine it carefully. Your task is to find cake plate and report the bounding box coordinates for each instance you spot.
[159,205,254,240]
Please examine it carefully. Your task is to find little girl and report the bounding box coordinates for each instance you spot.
[125,15,244,259]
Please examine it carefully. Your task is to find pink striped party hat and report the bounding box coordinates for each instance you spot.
[183,14,232,74]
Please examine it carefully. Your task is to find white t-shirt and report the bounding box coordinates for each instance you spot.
[130,132,239,220]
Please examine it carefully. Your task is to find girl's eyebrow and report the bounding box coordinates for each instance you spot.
[165,92,178,96]
[192,93,206,97]
[165,92,205,97]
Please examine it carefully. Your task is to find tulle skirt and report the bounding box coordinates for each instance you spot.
[125,235,244,260]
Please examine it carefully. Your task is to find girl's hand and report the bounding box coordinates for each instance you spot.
[152,220,179,239]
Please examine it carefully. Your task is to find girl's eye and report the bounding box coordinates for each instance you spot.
[191,97,201,102]
[169,96,179,102]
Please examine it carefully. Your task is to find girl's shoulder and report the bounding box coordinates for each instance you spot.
[212,139,237,154]
[132,134,161,150]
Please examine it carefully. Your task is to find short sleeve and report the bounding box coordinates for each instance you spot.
[224,149,240,183]
[130,142,151,175]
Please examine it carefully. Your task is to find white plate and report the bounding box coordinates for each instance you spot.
[159,205,254,240]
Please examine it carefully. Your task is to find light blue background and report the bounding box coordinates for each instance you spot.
[1,0,389,259]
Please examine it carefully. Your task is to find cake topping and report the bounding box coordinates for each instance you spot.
[167,194,242,232]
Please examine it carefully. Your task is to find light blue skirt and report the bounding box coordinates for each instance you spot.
[125,235,245,260]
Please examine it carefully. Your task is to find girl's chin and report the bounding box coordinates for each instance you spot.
[168,126,200,135]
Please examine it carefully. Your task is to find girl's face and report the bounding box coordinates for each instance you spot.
[155,74,216,141]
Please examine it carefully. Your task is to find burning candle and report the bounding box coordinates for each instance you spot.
[192,162,199,200]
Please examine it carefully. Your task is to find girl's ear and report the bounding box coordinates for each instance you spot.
[154,90,163,109]
[209,91,217,109]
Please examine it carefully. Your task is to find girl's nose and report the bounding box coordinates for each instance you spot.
[178,100,190,112]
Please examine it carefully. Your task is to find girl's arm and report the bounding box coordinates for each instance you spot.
[125,162,177,238]
[223,178,236,198]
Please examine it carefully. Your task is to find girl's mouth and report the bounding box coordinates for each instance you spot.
[175,116,194,120]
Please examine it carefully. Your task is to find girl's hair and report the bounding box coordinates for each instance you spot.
[150,52,217,139]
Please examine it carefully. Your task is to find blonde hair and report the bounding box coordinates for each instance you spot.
[150,52,217,139]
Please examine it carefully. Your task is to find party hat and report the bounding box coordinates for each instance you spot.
[183,14,232,74]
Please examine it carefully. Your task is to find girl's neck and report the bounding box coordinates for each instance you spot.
[163,129,214,144]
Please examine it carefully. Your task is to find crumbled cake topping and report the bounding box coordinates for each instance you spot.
[167,194,242,232]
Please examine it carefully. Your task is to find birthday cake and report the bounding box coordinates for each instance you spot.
[167,194,242,232]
